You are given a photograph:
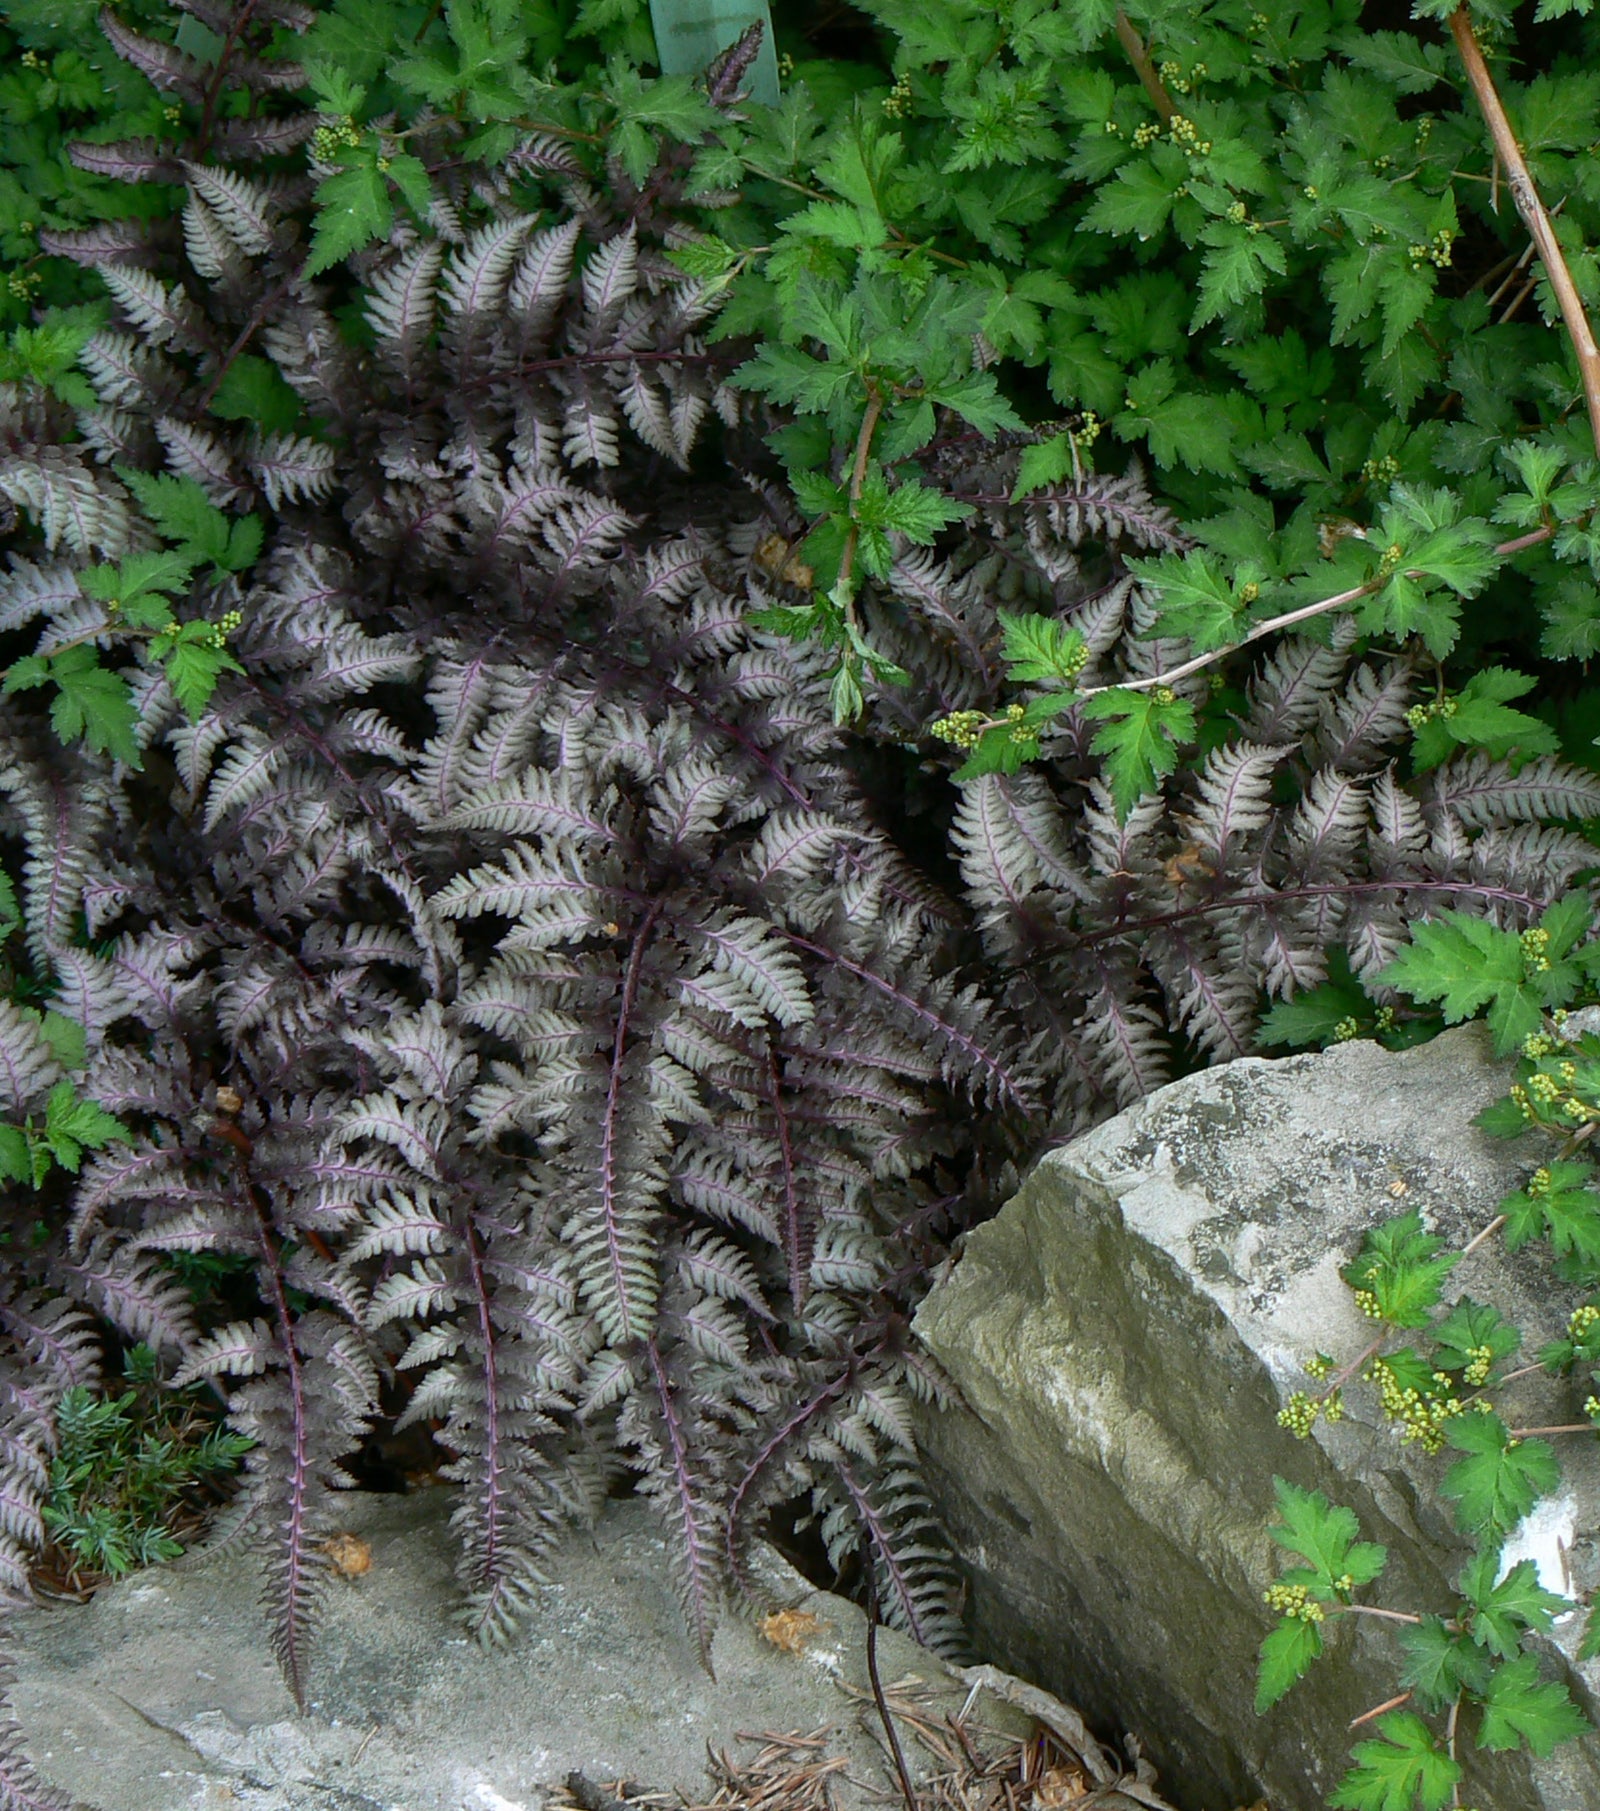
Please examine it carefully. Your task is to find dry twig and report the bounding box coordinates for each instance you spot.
[1449,6,1600,458]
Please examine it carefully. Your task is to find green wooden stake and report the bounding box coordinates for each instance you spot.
[648,0,780,106]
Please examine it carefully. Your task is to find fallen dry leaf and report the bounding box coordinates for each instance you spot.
[758,1607,824,1654]
[1028,1762,1091,1806]
[752,534,815,590]
[321,1533,372,1578]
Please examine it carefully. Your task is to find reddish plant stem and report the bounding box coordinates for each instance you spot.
[1323,1333,1390,1400]
[1333,1603,1424,1625]
[1351,1690,1413,1729]
[1114,11,1175,122]
[1459,1212,1506,1258]
[834,382,885,612]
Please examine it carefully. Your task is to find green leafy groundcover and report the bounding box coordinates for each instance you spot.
[646,0,1600,750]
[40,1343,251,1589]
[9,0,1600,788]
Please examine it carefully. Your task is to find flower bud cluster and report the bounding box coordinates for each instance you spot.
[1521,926,1551,974]
[1405,696,1457,731]
[1158,60,1206,95]
[882,72,913,119]
[1168,115,1212,156]
[1277,1391,1319,1437]
[1407,229,1455,271]
[1278,1384,1345,1438]
[1367,1358,1464,1454]
[929,710,989,751]
[1263,1581,1325,1622]
[312,116,363,163]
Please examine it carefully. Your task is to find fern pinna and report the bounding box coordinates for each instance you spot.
[0,0,1596,1742]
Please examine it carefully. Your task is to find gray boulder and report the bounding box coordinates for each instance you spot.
[11,1487,1111,1811]
[912,1025,1600,1811]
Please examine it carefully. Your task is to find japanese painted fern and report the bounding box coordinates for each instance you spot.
[0,9,1595,1766]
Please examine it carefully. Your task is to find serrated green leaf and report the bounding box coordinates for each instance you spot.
[1267,1478,1388,1596]
[1079,685,1196,819]
[1342,1211,1457,1327]
[208,355,303,437]
[80,549,194,613]
[1475,1095,1533,1139]
[998,612,1086,685]
[1383,486,1503,594]
[1192,227,1287,332]
[1442,1413,1559,1539]
[1431,1297,1520,1381]
[1328,1711,1460,1810]
[866,473,973,542]
[1499,1158,1600,1279]
[1539,575,1600,660]
[1499,438,1568,508]
[731,343,855,413]
[115,470,245,569]
[159,634,244,723]
[1257,984,1369,1049]
[7,647,141,769]
[923,370,1024,437]
[1115,359,1238,475]
[42,1080,130,1173]
[1411,667,1561,772]
[1082,153,1183,241]
[1477,1653,1589,1755]
[0,1126,29,1186]
[0,866,18,945]
[1129,549,1247,651]
[1460,1551,1569,1657]
[387,152,433,218]
[1256,1616,1322,1712]
[305,160,392,277]
[1010,433,1075,502]
[38,1011,85,1071]
[1398,1615,1493,1712]
[790,469,845,517]
[1378,908,1584,1056]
